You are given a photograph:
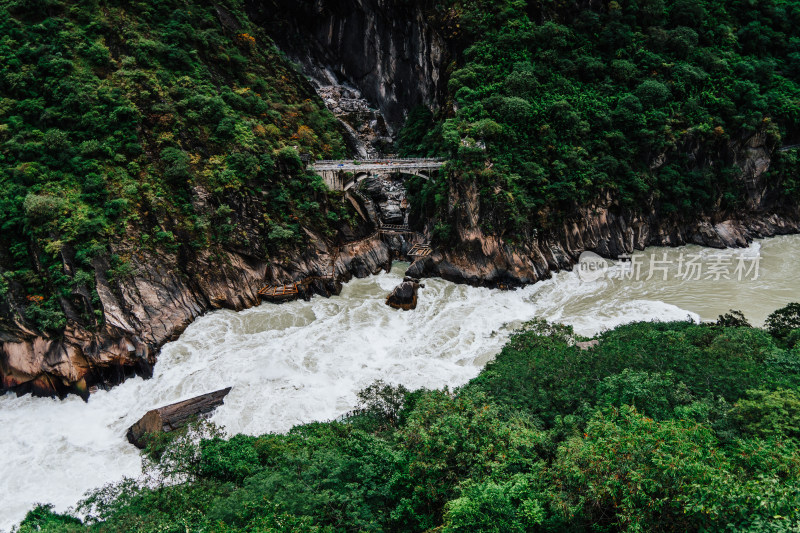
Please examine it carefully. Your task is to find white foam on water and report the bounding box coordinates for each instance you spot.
[2,235,800,531]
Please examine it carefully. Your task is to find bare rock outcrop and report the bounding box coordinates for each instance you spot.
[409,129,800,288]
[127,387,232,449]
[386,277,421,310]
[413,187,800,289]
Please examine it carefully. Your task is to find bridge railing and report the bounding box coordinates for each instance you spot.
[313,157,445,166]
[315,164,444,170]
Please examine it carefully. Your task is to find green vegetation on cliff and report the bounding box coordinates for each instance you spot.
[17,304,800,532]
[402,0,800,240]
[0,0,348,333]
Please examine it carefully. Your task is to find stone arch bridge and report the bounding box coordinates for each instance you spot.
[312,158,445,191]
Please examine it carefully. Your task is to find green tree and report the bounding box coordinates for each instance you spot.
[765,303,800,344]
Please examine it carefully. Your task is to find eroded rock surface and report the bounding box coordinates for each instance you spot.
[409,130,800,288]
[127,387,232,448]
[0,191,392,398]
[359,176,409,225]
[253,0,451,130]
[386,278,421,310]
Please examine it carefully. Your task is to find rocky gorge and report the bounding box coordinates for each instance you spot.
[4,129,797,398]
[0,188,400,397]
[2,0,800,399]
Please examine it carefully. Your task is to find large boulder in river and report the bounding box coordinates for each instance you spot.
[386,278,421,310]
[126,387,232,448]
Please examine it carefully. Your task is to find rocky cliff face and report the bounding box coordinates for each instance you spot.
[407,131,800,286]
[249,0,451,132]
[0,191,394,398]
[409,187,800,287]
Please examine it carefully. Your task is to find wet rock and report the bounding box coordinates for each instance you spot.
[403,276,425,288]
[386,280,420,311]
[127,387,232,449]
[405,259,431,279]
[381,202,404,224]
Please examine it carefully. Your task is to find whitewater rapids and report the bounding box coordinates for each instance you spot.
[1,235,799,530]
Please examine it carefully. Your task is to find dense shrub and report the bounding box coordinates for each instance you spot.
[401,0,800,242]
[765,302,800,344]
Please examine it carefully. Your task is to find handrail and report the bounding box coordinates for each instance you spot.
[313,158,445,165]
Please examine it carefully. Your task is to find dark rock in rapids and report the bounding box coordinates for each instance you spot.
[386,280,420,310]
[126,387,232,449]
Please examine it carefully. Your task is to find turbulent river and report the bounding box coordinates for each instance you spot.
[2,234,800,530]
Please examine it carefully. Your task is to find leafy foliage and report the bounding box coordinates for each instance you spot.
[765,302,800,344]
[716,309,752,328]
[401,0,800,242]
[0,0,348,332]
